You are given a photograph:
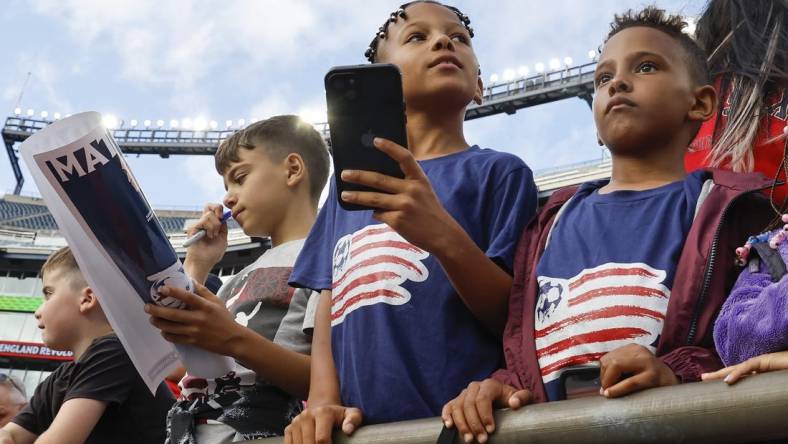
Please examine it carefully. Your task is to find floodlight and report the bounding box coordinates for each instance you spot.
[102,114,118,129]
[194,118,207,131]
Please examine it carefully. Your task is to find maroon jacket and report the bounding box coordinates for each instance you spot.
[492,169,775,403]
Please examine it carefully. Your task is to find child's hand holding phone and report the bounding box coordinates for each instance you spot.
[340,137,465,255]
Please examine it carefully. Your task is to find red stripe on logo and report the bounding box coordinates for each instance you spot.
[535,305,665,339]
[333,271,401,302]
[540,352,607,376]
[352,226,393,243]
[569,267,657,290]
[331,288,403,320]
[351,240,424,259]
[536,327,650,358]
[569,285,667,306]
[333,255,423,290]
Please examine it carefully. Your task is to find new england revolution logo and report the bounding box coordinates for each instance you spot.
[149,262,194,309]
[330,224,429,326]
[535,263,670,383]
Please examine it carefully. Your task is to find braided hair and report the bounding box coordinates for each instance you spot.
[364,1,474,63]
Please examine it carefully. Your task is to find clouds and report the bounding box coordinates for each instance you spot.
[16,0,399,125]
[466,0,699,78]
[183,156,225,204]
[24,1,380,105]
[3,55,73,118]
[465,98,600,172]
[1,0,703,207]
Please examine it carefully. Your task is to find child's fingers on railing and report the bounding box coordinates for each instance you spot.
[341,407,363,435]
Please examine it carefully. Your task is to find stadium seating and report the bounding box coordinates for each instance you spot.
[0,195,224,234]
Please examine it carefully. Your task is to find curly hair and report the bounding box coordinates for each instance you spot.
[606,6,710,85]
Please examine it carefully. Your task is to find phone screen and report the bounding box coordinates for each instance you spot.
[561,367,601,400]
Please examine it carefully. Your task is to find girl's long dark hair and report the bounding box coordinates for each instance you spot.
[694,0,787,176]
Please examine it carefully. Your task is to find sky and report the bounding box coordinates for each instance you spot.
[0,0,702,210]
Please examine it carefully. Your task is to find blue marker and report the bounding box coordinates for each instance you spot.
[182,210,232,247]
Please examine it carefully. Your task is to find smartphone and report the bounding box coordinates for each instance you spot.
[324,63,408,211]
[560,366,601,400]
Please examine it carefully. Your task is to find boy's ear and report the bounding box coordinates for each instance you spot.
[473,74,484,106]
[284,153,306,188]
[688,84,718,122]
[78,287,99,314]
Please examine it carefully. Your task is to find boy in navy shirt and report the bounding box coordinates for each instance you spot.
[443,7,775,443]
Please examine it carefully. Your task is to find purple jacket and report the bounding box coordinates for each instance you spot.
[714,230,788,366]
[493,169,774,403]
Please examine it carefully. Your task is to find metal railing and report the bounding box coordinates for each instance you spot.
[248,369,788,444]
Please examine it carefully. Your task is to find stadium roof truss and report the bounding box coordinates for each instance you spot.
[2,62,595,195]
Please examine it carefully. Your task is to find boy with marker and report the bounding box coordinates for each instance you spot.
[146,115,331,442]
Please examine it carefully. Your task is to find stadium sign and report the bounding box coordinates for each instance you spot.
[0,340,73,361]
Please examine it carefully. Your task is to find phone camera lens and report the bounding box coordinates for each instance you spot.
[332,75,356,92]
[332,77,346,91]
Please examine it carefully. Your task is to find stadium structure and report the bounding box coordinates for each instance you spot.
[0,61,604,397]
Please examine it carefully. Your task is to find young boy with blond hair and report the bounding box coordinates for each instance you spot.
[0,247,174,444]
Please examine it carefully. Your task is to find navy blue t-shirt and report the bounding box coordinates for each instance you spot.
[534,171,706,401]
[290,146,536,423]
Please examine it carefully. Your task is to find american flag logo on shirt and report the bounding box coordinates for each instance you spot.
[331,224,429,326]
[535,263,670,384]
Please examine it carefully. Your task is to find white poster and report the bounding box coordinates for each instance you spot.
[19,112,233,393]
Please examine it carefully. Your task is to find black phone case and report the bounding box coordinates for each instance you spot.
[325,63,408,211]
[560,366,601,400]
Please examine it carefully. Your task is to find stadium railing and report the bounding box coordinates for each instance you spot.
[246,369,788,444]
